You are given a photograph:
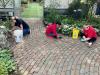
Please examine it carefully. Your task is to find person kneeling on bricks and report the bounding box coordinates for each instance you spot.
[80,24,97,47]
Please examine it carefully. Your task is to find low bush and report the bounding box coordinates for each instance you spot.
[0,18,12,30]
[0,61,8,75]
[21,0,28,4]
[0,49,16,75]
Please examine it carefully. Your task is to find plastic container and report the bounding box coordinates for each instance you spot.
[72,28,79,39]
[13,30,23,43]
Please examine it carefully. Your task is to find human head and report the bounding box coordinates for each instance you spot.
[83,23,89,30]
[56,22,61,28]
[11,16,16,23]
[11,16,19,23]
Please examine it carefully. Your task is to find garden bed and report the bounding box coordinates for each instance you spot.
[43,0,100,37]
[0,49,17,75]
[0,18,18,75]
[43,8,100,37]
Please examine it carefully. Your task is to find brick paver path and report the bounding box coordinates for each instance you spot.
[12,18,100,75]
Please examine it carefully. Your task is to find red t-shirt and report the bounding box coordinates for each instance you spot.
[83,26,97,38]
[45,23,57,36]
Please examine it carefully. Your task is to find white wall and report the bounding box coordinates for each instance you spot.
[44,0,73,9]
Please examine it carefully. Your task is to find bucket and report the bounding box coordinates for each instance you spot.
[72,28,79,39]
[13,30,23,43]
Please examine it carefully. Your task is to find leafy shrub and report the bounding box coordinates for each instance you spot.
[88,16,100,29]
[44,8,59,23]
[0,18,12,30]
[21,0,28,4]
[58,24,73,36]
[61,18,75,25]
[67,0,89,19]
[44,8,67,26]
[61,19,68,25]
[74,20,86,28]
[67,0,81,17]
[0,49,16,74]
[0,61,8,75]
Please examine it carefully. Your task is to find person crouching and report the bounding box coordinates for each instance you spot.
[80,24,97,47]
[45,22,61,39]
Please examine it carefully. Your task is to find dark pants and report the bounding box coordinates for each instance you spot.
[87,37,96,43]
[23,29,30,36]
[47,33,57,39]
[80,32,96,43]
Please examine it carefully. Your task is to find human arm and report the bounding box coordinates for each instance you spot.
[83,36,91,41]
[20,24,23,30]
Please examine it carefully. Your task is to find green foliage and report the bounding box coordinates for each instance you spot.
[82,0,96,16]
[67,0,95,18]
[45,8,58,23]
[67,0,81,17]
[45,8,63,24]
[62,27,72,36]
[61,19,68,25]
[0,61,8,75]
[0,49,16,74]
[61,18,75,25]
[87,0,96,6]
[74,20,86,28]
[21,0,28,4]
[0,18,12,30]
[88,16,100,29]
[80,4,89,18]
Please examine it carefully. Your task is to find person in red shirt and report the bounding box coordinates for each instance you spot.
[80,24,97,47]
[45,22,61,39]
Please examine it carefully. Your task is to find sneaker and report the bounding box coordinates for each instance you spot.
[80,38,86,42]
[88,42,93,46]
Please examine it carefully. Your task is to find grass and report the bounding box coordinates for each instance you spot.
[21,3,43,18]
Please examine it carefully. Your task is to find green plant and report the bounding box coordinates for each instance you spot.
[74,20,86,28]
[0,49,16,74]
[57,27,62,34]
[61,25,73,36]
[0,18,12,30]
[44,0,62,25]
[0,61,8,75]
[88,16,100,29]
[67,0,81,17]
[80,4,89,18]
[45,8,59,23]
[61,19,68,25]
[61,18,75,25]
[21,0,28,4]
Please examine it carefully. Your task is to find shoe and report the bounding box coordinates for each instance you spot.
[80,38,85,42]
[88,42,93,46]
[58,36,62,39]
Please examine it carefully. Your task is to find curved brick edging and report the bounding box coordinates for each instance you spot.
[12,18,100,75]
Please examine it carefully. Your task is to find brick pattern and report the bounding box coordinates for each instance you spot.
[12,18,100,75]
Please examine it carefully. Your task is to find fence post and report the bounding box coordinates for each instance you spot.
[14,0,21,17]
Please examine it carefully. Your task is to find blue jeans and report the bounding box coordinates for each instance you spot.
[23,29,30,36]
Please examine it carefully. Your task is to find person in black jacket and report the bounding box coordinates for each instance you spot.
[11,16,30,36]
